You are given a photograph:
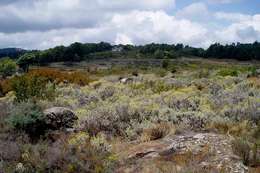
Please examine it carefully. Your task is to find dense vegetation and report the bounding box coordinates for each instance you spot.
[0,58,259,172]
[11,42,260,69]
[205,42,260,60]
[17,42,112,68]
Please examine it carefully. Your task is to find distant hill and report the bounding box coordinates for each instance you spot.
[0,48,27,59]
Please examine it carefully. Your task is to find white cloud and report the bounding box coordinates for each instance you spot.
[0,0,259,49]
[115,34,133,45]
[0,10,209,49]
[0,25,114,49]
[215,14,260,43]
[176,2,210,22]
[0,0,175,33]
[110,10,208,46]
[214,12,252,22]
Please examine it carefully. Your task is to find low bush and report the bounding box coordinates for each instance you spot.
[0,79,12,95]
[247,66,258,77]
[217,68,239,77]
[252,125,260,166]
[1,133,116,173]
[151,81,173,94]
[7,102,46,137]
[208,119,253,137]
[0,101,9,132]
[28,68,93,85]
[207,119,232,134]
[130,80,173,93]
[99,86,115,100]
[43,134,116,173]
[167,97,200,112]
[232,137,251,165]
[162,59,170,69]
[80,103,148,137]
[11,75,56,102]
[0,58,17,78]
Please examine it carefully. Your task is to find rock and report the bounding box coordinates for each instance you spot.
[256,69,260,75]
[120,77,134,84]
[118,133,248,173]
[15,163,25,173]
[193,134,205,140]
[126,140,170,159]
[43,107,78,130]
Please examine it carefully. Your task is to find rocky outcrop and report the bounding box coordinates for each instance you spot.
[117,132,248,173]
[43,107,78,130]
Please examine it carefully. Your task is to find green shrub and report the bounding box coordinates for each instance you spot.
[0,58,17,78]
[11,75,56,102]
[162,59,170,69]
[151,81,172,93]
[153,68,168,77]
[247,66,258,77]
[217,68,239,77]
[7,102,46,137]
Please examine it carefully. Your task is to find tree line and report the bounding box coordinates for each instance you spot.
[0,41,259,71]
[205,42,260,60]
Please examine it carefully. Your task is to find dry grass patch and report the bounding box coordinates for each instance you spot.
[29,67,94,85]
[171,145,211,166]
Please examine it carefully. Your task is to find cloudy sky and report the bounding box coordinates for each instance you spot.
[0,0,259,49]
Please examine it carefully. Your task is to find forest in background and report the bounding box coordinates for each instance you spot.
[0,42,260,68]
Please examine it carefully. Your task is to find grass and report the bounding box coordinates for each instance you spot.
[232,138,251,165]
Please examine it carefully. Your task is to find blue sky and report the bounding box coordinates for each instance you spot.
[0,0,259,49]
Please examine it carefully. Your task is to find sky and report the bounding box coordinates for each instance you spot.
[0,0,259,50]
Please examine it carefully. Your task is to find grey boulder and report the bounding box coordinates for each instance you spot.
[43,107,78,130]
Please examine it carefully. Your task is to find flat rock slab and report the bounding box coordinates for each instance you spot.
[117,132,248,173]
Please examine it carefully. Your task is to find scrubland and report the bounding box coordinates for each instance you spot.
[0,58,259,173]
